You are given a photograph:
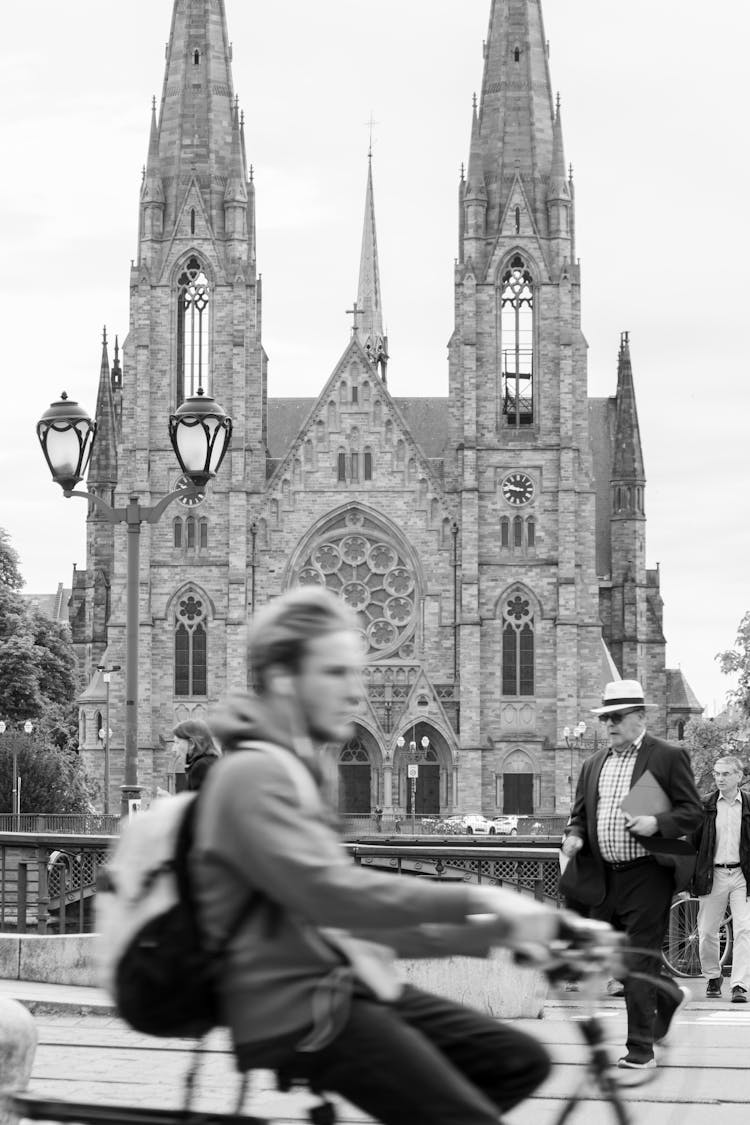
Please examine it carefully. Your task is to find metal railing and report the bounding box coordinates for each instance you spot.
[0,814,120,834]
[0,831,563,935]
[340,814,567,838]
[0,831,113,934]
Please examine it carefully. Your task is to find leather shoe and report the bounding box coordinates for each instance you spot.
[655,985,690,1044]
[731,985,748,1004]
[706,977,722,997]
[618,1052,656,1069]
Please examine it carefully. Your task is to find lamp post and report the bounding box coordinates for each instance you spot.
[96,664,120,816]
[37,388,232,818]
[563,721,587,808]
[397,732,430,834]
[0,720,33,830]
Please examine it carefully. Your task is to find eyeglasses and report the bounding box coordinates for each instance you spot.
[599,710,639,726]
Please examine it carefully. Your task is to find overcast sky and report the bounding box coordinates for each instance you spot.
[0,1,747,715]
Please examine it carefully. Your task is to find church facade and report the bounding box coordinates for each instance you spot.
[71,0,701,817]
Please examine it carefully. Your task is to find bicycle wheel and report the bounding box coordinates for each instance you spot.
[662,896,732,977]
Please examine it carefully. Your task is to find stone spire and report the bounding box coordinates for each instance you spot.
[87,327,118,493]
[224,97,248,259]
[140,97,165,244]
[356,153,388,381]
[612,331,645,487]
[154,0,237,235]
[470,0,558,241]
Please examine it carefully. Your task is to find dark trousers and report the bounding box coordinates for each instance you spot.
[236,984,551,1125]
[592,858,683,1054]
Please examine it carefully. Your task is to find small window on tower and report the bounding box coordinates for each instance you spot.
[500,517,509,548]
[337,451,347,483]
[526,517,535,547]
[364,450,373,481]
[514,47,520,63]
[513,516,523,547]
[194,50,200,66]
[515,206,521,234]
[351,385,359,405]
[190,209,196,234]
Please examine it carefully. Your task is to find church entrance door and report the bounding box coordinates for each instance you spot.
[406,763,440,815]
[503,772,533,814]
[338,737,372,814]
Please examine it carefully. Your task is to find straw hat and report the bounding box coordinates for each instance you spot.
[591,679,657,716]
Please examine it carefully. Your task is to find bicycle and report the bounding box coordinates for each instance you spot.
[10,923,667,1125]
[661,893,733,978]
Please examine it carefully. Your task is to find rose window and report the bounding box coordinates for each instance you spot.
[295,512,418,658]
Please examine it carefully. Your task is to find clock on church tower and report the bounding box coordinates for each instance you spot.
[501,472,535,507]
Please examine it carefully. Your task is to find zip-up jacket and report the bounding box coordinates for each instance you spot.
[690,789,750,897]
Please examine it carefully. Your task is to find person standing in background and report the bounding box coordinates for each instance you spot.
[691,755,750,1002]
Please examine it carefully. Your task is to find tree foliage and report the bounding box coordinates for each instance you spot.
[0,527,76,725]
[0,527,87,810]
[0,731,94,814]
[684,711,750,794]
[717,611,750,719]
[0,528,23,591]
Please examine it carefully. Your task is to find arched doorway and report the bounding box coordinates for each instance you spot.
[395,723,446,815]
[503,748,534,814]
[338,735,372,813]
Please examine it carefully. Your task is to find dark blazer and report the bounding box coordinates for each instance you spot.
[562,733,703,905]
[690,789,750,896]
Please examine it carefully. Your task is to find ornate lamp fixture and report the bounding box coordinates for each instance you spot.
[36,393,97,491]
[169,388,233,487]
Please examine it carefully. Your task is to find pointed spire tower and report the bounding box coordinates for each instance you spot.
[153,0,237,236]
[88,327,118,500]
[458,0,572,277]
[356,152,388,382]
[611,331,646,581]
[449,0,601,757]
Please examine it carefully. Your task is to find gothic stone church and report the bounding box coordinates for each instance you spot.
[71,0,702,817]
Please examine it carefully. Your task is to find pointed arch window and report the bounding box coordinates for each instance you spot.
[364,449,373,481]
[176,257,211,403]
[513,515,523,547]
[500,517,510,548]
[199,519,208,549]
[501,592,534,697]
[173,518,183,548]
[175,591,207,697]
[500,254,534,426]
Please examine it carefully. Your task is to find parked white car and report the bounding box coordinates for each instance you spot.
[491,815,519,836]
[441,814,500,835]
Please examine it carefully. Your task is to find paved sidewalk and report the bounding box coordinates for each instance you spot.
[4,980,750,1124]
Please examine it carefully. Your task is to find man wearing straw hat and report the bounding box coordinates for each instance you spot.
[561,679,702,1070]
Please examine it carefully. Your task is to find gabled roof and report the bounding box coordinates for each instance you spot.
[268,395,450,462]
[666,669,704,713]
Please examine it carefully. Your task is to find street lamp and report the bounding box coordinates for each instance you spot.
[96,664,120,816]
[396,732,430,834]
[37,389,232,817]
[0,720,33,830]
[563,721,587,808]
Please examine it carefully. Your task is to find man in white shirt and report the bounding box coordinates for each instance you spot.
[691,755,750,1002]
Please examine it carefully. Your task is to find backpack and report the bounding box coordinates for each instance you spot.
[97,790,225,1038]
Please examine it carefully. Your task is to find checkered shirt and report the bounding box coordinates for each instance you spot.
[596,743,648,863]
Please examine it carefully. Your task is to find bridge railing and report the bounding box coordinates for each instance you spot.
[0,831,113,934]
[0,814,120,834]
[0,831,562,935]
